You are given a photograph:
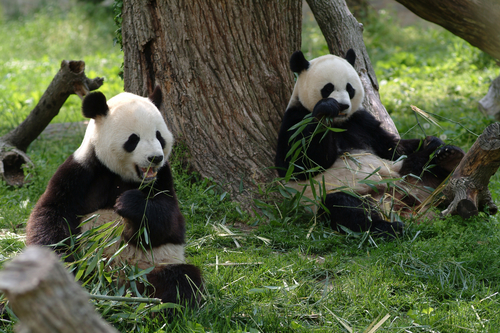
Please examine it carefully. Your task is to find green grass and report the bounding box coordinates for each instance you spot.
[2,3,500,332]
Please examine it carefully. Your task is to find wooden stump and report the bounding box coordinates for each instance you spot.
[0,246,118,333]
[441,122,500,219]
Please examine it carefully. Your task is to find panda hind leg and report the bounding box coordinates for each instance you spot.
[147,264,203,309]
[321,192,403,238]
[432,145,465,173]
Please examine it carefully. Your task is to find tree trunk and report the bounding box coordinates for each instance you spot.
[121,0,301,207]
[0,246,118,333]
[306,0,399,137]
[0,60,103,186]
[441,122,500,219]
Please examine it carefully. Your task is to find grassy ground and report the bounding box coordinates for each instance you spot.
[1,3,500,332]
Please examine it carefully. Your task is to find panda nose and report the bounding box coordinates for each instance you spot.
[148,155,163,164]
[338,103,349,111]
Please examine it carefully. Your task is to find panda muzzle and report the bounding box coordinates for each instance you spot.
[137,166,158,181]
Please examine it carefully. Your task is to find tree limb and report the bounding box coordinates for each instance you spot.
[0,60,103,186]
[441,122,500,218]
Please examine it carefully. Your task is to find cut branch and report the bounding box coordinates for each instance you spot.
[0,60,103,186]
[441,122,500,219]
[0,246,118,333]
[479,75,500,120]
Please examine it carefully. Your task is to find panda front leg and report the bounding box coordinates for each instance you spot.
[321,192,403,237]
[114,188,186,247]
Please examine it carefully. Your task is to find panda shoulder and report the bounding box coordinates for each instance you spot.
[43,155,97,196]
[284,101,310,123]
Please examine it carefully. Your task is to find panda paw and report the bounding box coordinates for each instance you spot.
[433,145,465,173]
[371,220,404,239]
[312,98,340,120]
[115,189,146,221]
[423,136,445,151]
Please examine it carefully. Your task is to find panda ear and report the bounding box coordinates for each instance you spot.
[82,92,109,119]
[345,49,356,67]
[149,86,162,109]
[290,51,310,73]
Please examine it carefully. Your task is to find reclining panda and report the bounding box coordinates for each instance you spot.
[26,87,202,307]
[275,49,464,236]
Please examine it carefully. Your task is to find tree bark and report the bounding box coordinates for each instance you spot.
[122,0,301,207]
[0,246,118,333]
[0,60,103,186]
[306,0,399,137]
[441,122,500,219]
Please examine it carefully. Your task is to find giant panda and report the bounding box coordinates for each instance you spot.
[26,87,202,307]
[275,49,465,236]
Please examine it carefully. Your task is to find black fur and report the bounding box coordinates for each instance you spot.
[124,134,140,153]
[346,83,355,99]
[147,264,203,307]
[322,192,403,237]
[290,51,310,73]
[156,131,166,149]
[27,90,202,311]
[321,83,335,99]
[275,50,465,235]
[275,103,427,181]
[26,150,185,248]
[25,148,202,308]
[82,92,109,119]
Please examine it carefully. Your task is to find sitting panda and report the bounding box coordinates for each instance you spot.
[26,87,202,307]
[275,49,464,236]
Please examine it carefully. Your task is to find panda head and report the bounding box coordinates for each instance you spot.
[75,86,174,183]
[288,49,365,124]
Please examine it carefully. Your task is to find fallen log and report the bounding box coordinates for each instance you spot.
[0,246,118,333]
[441,122,500,218]
[0,60,103,186]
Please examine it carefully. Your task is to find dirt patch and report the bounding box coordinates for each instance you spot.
[40,121,88,140]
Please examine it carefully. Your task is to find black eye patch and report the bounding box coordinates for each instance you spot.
[346,83,355,99]
[321,83,335,99]
[124,134,140,152]
[156,131,166,149]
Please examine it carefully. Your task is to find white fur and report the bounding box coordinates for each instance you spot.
[74,92,174,183]
[81,209,185,270]
[288,151,433,215]
[288,54,364,124]
[285,54,435,218]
